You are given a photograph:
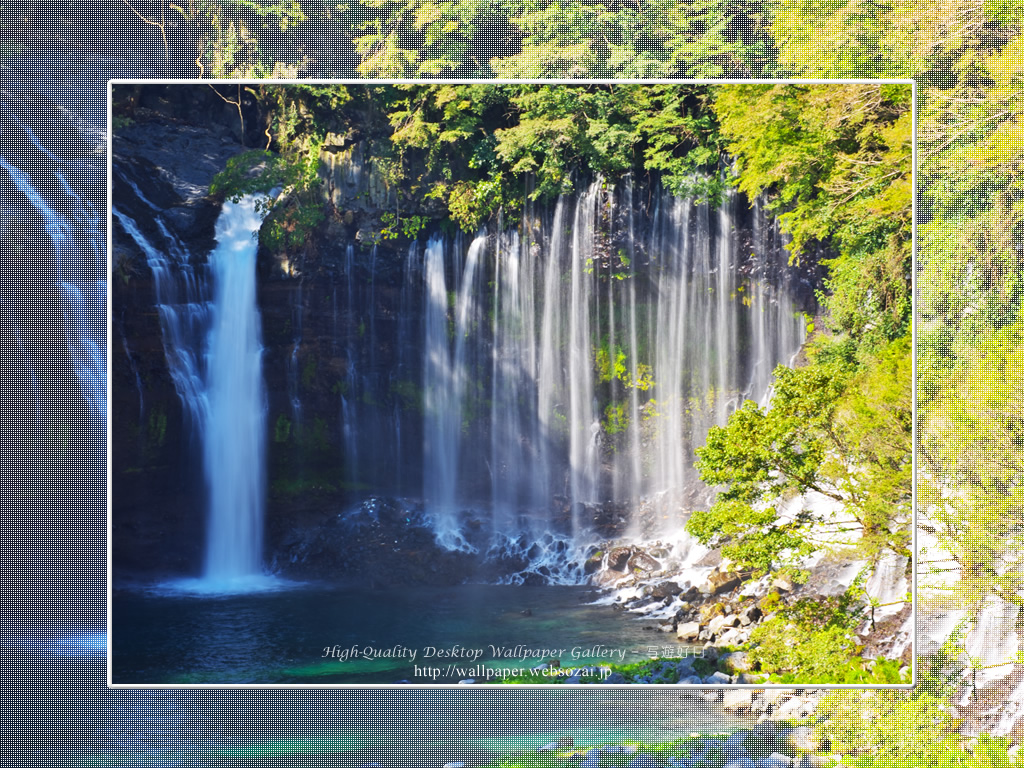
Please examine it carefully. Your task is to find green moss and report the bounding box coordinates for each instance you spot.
[274,414,292,443]
[301,357,317,390]
[147,409,167,448]
[271,471,339,497]
[390,379,423,414]
[295,417,331,453]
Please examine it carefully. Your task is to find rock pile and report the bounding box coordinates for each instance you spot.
[522,723,834,768]
[592,541,911,669]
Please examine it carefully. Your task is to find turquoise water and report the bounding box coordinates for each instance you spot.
[112,582,682,685]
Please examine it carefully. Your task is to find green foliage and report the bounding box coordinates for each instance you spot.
[602,402,630,436]
[371,84,727,230]
[261,198,326,253]
[210,87,351,253]
[770,0,917,79]
[925,322,1024,607]
[814,691,1023,768]
[380,212,428,240]
[209,150,286,200]
[746,591,860,680]
[714,84,913,348]
[389,379,424,414]
[631,87,727,203]
[495,86,638,200]
[490,0,776,78]
[687,334,912,573]
[301,357,316,390]
[210,144,326,253]
[686,498,814,573]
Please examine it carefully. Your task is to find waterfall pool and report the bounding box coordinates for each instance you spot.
[111,581,692,685]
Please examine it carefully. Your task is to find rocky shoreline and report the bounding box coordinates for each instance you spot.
[378,715,838,768]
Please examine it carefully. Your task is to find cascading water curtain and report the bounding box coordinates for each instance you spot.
[418,179,806,548]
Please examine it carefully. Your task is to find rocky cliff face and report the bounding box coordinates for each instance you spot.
[110,92,447,579]
[111,87,821,584]
[111,100,241,576]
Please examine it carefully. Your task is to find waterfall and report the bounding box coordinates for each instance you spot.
[117,191,275,590]
[0,154,106,423]
[491,229,536,532]
[567,183,600,523]
[114,168,807,581]
[202,197,269,584]
[422,234,486,547]
[112,209,210,439]
[412,180,806,551]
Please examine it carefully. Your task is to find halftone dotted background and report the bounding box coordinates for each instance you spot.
[0,2,1008,766]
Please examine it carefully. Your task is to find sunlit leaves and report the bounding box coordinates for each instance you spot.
[715,84,913,345]
[926,323,1024,607]
[771,0,917,78]
[686,335,912,572]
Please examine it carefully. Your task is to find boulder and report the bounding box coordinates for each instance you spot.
[761,689,791,708]
[605,547,633,571]
[735,672,767,684]
[584,552,604,575]
[771,575,795,592]
[647,580,683,600]
[675,657,696,674]
[708,570,744,595]
[720,651,753,674]
[774,698,817,721]
[756,754,793,768]
[718,628,744,646]
[739,605,763,626]
[705,671,733,684]
[628,550,662,573]
[709,614,740,635]
[676,621,702,640]
[680,585,701,602]
[784,726,819,752]
[724,732,751,759]
[723,689,754,713]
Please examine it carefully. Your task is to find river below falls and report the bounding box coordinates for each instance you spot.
[111,582,698,685]
[28,643,751,767]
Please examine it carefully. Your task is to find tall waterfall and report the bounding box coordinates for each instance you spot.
[117,173,808,573]
[416,180,808,545]
[423,234,487,547]
[203,197,269,583]
[115,192,273,589]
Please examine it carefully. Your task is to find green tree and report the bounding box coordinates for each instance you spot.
[714,84,912,350]
[687,336,912,573]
